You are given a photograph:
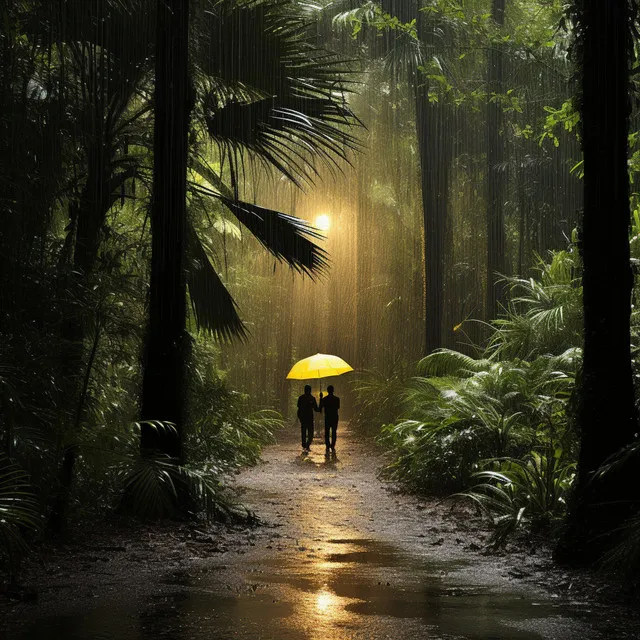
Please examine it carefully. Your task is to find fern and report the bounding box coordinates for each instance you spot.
[459,450,576,546]
[0,457,42,574]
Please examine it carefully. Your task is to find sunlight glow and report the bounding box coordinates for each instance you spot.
[315,214,331,231]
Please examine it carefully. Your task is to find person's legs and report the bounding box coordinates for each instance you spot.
[304,422,314,449]
[324,424,331,450]
[300,421,306,449]
[331,424,337,449]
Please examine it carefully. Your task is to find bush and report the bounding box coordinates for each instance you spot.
[373,250,583,543]
[460,449,576,547]
[378,349,578,495]
[350,362,416,434]
[488,249,583,360]
[66,341,283,523]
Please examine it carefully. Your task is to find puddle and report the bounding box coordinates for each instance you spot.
[5,433,634,640]
[7,536,614,640]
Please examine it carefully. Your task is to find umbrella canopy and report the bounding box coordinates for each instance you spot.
[286,353,354,380]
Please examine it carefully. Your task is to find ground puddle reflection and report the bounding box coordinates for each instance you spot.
[5,434,631,640]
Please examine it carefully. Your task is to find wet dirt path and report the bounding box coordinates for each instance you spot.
[4,426,639,639]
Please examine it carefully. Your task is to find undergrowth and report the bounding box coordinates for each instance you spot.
[365,249,584,546]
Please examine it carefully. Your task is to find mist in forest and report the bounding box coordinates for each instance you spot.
[220,4,582,415]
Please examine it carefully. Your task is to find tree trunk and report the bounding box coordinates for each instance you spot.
[558,0,638,566]
[140,0,191,461]
[413,5,452,355]
[416,92,450,354]
[486,0,507,319]
[355,161,373,368]
[49,321,102,534]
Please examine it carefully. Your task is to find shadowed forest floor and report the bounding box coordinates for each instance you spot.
[2,426,640,639]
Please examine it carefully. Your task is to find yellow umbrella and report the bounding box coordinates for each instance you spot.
[286,353,354,385]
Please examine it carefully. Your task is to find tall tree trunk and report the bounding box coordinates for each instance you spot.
[558,0,637,566]
[140,0,191,461]
[414,7,451,355]
[486,0,507,319]
[416,93,450,354]
[355,160,373,368]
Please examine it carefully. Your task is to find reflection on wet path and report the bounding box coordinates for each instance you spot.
[5,428,636,640]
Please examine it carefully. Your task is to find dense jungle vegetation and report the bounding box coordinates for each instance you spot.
[1,0,639,588]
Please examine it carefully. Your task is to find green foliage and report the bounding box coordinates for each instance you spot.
[488,249,583,360]
[0,458,42,574]
[379,414,490,494]
[379,348,577,495]
[186,340,283,471]
[117,423,240,521]
[79,379,282,523]
[333,2,416,40]
[102,340,282,521]
[371,250,582,542]
[539,100,580,147]
[460,449,576,546]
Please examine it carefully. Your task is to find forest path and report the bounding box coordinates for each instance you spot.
[222,426,622,640]
[4,425,638,639]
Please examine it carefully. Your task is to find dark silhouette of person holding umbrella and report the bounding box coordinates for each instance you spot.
[297,384,319,452]
[319,385,340,454]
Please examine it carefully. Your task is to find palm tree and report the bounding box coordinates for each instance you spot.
[139,0,360,460]
[16,0,359,520]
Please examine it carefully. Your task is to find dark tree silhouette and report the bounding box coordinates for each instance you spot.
[48,0,154,531]
[558,0,638,566]
[385,0,452,353]
[416,82,450,354]
[486,0,507,319]
[140,0,191,460]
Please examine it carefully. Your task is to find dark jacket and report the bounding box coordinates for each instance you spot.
[297,393,319,423]
[320,393,340,425]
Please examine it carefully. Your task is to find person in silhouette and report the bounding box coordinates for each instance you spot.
[319,385,340,454]
[297,384,319,452]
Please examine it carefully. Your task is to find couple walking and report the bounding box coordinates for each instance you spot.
[297,385,340,454]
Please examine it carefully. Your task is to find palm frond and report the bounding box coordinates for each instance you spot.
[186,224,248,342]
[190,155,329,277]
[0,457,42,564]
[221,198,329,278]
[332,2,378,29]
[488,251,582,360]
[197,0,361,186]
[458,451,576,546]
[119,422,247,521]
[418,349,492,377]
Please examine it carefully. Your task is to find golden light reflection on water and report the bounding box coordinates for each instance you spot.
[305,583,360,639]
[315,588,337,613]
[284,482,365,638]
